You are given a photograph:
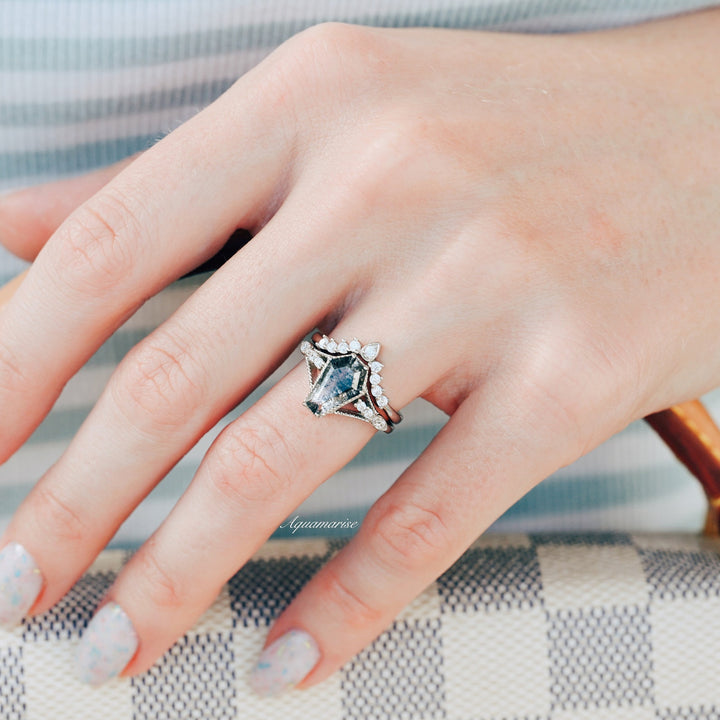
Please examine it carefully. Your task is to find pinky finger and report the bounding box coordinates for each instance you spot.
[249,377,577,696]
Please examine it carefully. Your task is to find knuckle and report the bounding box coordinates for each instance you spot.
[509,332,588,458]
[111,328,207,434]
[363,119,419,178]
[284,22,375,78]
[527,376,588,463]
[263,22,381,109]
[366,497,451,572]
[56,189,143,294]
[347,116,442,209]
[134,538,185,611]
[507,319,623,465]
[31,484,88,544]
[317,564,384,628]
[206,417,294,506]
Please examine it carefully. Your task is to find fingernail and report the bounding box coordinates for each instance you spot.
[250,628,321,697]
[0,541,43,628]
[75,601,139,685]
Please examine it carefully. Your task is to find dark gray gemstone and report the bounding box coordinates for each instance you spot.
[305,353,368,416]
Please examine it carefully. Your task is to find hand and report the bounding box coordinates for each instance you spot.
[1,9,719,693]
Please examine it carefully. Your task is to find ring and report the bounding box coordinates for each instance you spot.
[300,331,403,434]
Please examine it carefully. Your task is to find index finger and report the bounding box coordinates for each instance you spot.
[0,59,295,464]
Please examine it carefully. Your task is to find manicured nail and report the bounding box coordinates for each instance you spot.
[0,541,43,628]
[250,628,321,697]
[75,601,138,685]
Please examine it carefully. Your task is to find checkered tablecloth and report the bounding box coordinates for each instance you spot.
[2,531,720,719]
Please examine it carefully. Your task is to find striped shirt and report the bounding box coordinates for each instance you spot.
[1,0,718,548]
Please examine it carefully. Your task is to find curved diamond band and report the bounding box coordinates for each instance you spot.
[299,331,403,434]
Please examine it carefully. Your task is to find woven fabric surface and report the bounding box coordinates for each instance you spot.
[2,531,720,719]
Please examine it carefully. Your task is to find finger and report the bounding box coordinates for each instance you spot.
[0,187,352,624]
[0,63,296,463]
[0,153,140,261]
[71,298,443,685]
[251,373,584,695]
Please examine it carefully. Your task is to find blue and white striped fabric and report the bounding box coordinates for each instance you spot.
[1,0,718,548]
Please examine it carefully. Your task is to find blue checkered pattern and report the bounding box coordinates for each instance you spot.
[2,532,720,719]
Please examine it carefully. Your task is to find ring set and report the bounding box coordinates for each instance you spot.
[300,331,402,434]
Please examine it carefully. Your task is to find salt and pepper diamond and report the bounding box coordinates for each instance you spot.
[302,334,395,431]
[304,353,367,416]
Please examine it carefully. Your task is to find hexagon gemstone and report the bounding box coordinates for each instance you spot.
[305,354,368,416]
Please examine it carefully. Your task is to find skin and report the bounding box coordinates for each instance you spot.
[0,9,719,687]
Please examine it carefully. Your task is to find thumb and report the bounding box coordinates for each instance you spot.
[0,152,141,261]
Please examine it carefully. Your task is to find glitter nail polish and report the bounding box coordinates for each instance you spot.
[75,601,139,685]
[250,628,321,696]
[0,541,43,628]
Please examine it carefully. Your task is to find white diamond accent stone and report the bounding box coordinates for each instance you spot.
[361,342,380,362]
[355,400,367,411]
[313,356,324,369]
[362,407,374,419]
[300,341,312,354]
[370,361,383,373]
[371,385,383,397]
[349,339,361,352]
[317,336,328,349]
[377,395,389,408]
[327,340,337,353]
[371,415,387,431]
[370,373,381,385]
[337,341,349,353]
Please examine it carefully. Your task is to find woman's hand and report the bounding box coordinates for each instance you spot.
[1,9,720,693]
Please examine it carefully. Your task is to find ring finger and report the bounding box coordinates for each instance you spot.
[81,290,438,683]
